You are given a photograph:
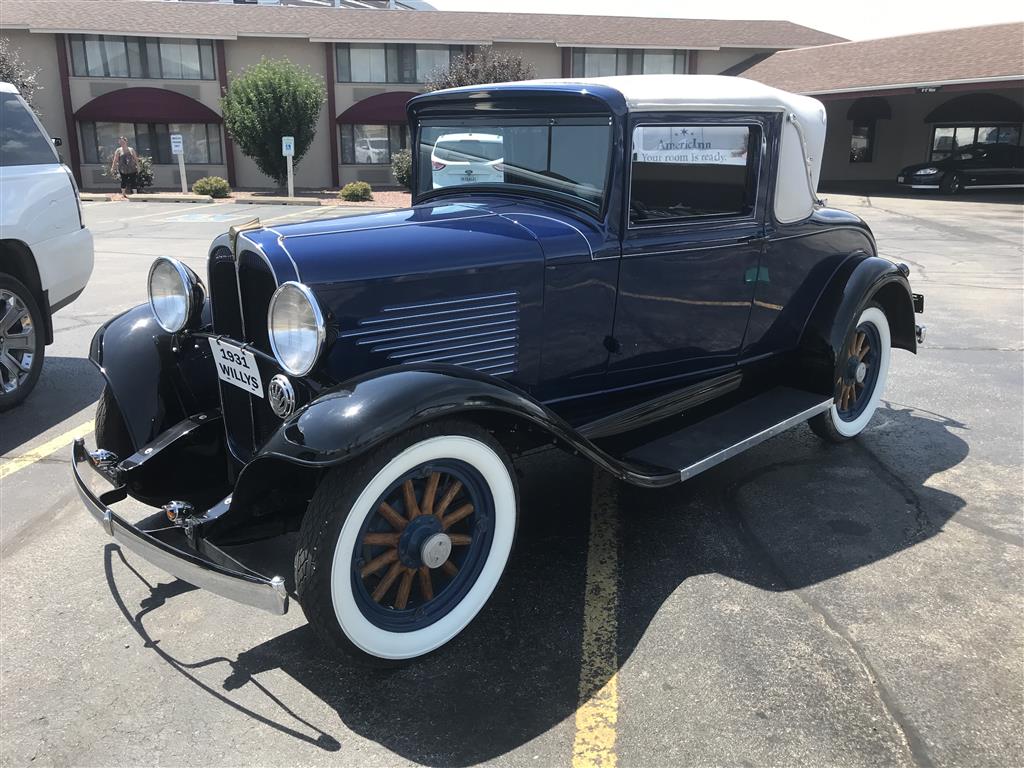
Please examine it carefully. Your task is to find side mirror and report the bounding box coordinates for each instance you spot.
[52,137,63,147]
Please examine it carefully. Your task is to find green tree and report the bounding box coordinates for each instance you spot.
[0,37,41,108]
[221,58,325,186]
[423,47,534,92]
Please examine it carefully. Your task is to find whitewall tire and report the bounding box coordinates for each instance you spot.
[809,305,891,442]
[295,422,517,662]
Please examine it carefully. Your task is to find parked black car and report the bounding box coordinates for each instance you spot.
[897,142,1024,193]
[73,75,925,663]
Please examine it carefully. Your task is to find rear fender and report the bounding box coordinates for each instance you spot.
[794,254,917,394]
[89,303,218,451]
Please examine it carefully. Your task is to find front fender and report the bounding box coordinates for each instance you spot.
[235,365,677,497]
[795,254,917,393]
[89,303,218,450]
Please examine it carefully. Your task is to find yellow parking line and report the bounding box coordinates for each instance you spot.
[572,470,620,768]
[0,421,94,481]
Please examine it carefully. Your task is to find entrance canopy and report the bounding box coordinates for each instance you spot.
[337,91,418,124]
[924,93,1024,124]
[74,87,222,124]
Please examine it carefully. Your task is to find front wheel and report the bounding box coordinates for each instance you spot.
[295,421,518,662]
[940,172,962,194]
[0,275,45,412]
[809,305,891,443]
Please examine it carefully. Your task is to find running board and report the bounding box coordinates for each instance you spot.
[625,387,832,481]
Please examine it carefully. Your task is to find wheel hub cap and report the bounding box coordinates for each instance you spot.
[421,532,453,569]
[0,289,35,395]
[855,361,867,384]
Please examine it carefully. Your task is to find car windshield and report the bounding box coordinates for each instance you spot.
[416,117,612,211]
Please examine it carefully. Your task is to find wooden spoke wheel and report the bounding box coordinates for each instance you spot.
[810,305,891,443]
[295,422,517,661]
[355,464,485,618]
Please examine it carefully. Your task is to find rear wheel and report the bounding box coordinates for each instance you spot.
[809,305,891,443]
[295,421,518,662]
[0,275,45,412]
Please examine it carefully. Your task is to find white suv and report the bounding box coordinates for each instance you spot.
[0,82,94,409]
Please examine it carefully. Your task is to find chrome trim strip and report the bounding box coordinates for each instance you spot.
[678,398,832,482]
[388,335,518,359]
[409,350,517,367]
[350,318,516,346]
[279,213,493,241]
[381,291,518,313]
[358,299,518,325]
[265,228,301,282]
[376,328,515,353]
[963,184,1024,189]
[501,213,595,259]
[342,309,518,337]
[72,439,288,615]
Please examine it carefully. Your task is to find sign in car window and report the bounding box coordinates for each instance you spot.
[632,125,749,165]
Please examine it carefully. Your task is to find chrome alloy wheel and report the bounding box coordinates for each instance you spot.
[0,288,36,395]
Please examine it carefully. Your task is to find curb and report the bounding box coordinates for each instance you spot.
[128,193,214,203]
[232,196,322,206]
[79,193,113,202]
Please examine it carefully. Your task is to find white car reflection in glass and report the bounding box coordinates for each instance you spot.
[430,132,504,189]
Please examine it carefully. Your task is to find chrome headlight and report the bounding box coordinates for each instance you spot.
[267,282,325,377]
[148,257,203,333]
[916,167,940,175]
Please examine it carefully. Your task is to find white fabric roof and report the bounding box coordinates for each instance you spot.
[534,75,828,223]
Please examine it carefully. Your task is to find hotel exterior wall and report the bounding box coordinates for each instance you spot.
[225,36,333,190]
[695,48,773,75]
[492,43,563,78]
[3,31,64,141]
[819,86,1024,183]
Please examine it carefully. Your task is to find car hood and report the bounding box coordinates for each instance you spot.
[241,199,545,288]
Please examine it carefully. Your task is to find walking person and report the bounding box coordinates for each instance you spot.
[111,136,139,199]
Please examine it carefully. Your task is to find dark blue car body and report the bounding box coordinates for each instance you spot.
[75,78,922,620]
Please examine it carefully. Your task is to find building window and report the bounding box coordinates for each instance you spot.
[629,124,757,225]
[571,48,687,77]
[929,124,1022,161]
[849,120,875,163]
[340,124,409,164]
[69,35,215,80]
[80,121,223,164]
[335,44,467,84]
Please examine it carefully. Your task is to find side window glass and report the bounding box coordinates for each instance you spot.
[0,93,57,167]
[630,124,757,225]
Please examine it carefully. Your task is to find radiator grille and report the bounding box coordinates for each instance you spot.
[342,291,520,376]
[208,247,278,461]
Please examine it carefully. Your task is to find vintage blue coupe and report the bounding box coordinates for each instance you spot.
[74,75,925,661]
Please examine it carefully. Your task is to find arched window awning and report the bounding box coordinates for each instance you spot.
[924,93,1024,124]
[337,91,418,124]
[847,96,892,121]
[74,87,222,123]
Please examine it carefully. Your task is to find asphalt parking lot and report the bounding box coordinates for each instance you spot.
[1,194,1021,767]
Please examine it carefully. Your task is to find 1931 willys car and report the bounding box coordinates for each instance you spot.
[73,75,925,662]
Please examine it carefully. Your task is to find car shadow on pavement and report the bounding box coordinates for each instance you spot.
[103,404,967,765]
[0,357,103,455]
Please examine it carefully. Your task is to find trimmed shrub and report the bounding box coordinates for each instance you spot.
[391,149,412,190]
[339,181,373,202]
[220,58,326,186]
[192,176,231,198]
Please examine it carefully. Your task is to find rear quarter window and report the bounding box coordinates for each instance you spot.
[629,124,759,225]
[0,93,58,167]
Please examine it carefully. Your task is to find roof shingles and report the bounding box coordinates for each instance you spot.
[0,0,844,49]
[742,23,1024,94]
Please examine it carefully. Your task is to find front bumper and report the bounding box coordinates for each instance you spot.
[72,438,288,615]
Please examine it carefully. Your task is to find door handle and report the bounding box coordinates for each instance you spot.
[742,234,768,246]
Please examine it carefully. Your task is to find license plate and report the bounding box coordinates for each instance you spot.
[209,338,263,397]
[897,175,905,183]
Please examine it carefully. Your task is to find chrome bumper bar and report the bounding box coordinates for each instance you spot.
[72,438,288,615]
